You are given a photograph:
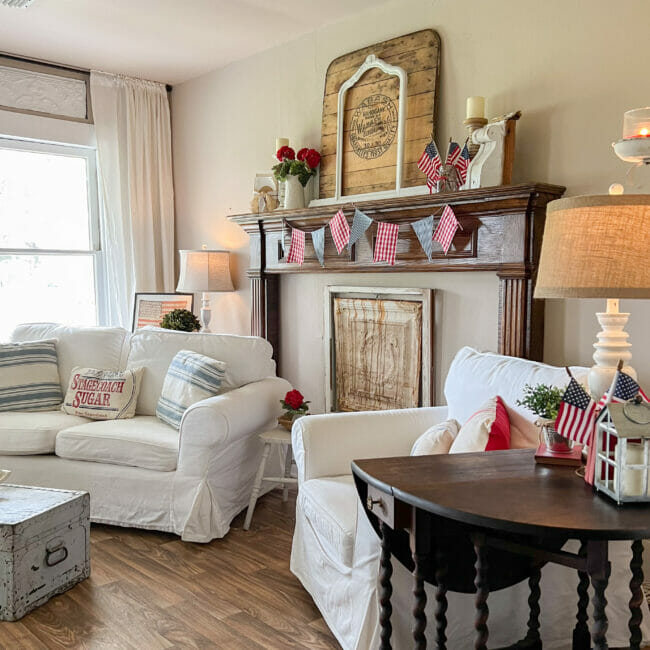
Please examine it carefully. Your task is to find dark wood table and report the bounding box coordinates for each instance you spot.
[352,449,650,650]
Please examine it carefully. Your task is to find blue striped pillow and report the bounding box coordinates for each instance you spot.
[0,340,63,411]
[156,349,226,430]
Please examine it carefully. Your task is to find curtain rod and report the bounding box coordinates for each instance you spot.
[0,51,173,92]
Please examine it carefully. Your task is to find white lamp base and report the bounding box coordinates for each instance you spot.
[588,299,636,397]
[200,292,212,333]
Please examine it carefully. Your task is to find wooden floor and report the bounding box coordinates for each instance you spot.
[0,488,340,649]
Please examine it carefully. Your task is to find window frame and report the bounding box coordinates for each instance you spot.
[0,136,106,326]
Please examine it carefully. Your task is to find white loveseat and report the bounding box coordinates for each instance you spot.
[1,323,290,542]
[290,347,650,649]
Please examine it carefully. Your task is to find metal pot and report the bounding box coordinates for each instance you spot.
[537,419,573,453]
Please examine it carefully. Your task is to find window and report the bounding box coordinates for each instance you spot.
[0,137,103,341]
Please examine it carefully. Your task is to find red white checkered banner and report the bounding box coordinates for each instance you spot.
[433,205,462,255]
[373,221,400,265]
[286,227,305,264]
[329,209,350,254]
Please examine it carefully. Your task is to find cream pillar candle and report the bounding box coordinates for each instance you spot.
[275,137,289,152]
[614,441,647,496]
[466,96,485,120]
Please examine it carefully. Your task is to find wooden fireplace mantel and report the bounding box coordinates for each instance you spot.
[229,182,565,366]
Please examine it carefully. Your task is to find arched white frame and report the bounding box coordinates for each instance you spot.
[335,54,408,200]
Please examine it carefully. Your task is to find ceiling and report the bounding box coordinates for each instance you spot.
[0,0,389,85]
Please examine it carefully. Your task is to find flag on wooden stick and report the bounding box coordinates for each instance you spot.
[411,215,434,261]
[348,208,373,250]
[373,222,399,265]
[418,140,442,194]
[445,141,461,167]
[311,227,325,267]
[555,377,598,446]
[456,141,471,185]
[597,369,649,411]
[433,205,462,255]
[286,227,305,265]
[329,209,350,254]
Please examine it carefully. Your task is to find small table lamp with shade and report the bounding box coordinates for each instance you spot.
[535,194,650,397]
[176,248,234,333]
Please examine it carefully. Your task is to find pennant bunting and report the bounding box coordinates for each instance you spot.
[433,205,463,255]
[411,215,434,261]
[373,221,400,265]
[329,209,350,254]
[456,141,471,185]
[555,378,598,446]
[286,227,305,265]
[311,227,325,267]
[348,208,373,250]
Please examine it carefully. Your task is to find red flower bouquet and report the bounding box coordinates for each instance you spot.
[280,389,310,417]
[273,145,321,187]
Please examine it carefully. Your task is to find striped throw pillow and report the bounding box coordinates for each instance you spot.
[0,340,63,412]
[156,350,226,430]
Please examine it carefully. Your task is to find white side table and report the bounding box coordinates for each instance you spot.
[243,427,297,530]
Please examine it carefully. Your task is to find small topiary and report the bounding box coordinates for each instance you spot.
[160,309,201,332]
[516,383,565,420]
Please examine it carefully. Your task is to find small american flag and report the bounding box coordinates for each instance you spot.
[597,370,649,410]
[446,141,461,167]
[455,141,471,185]
[329,209,350,254]
[432,205,462,255]
[373,221,399,265]
[286,227,305,265]
[555,378,598,445]
[418,140,442,193]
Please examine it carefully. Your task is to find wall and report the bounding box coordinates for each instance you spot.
[172,0,650,411]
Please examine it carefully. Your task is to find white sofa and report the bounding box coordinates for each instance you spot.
[290,347,650,649]
[1,323,291,542]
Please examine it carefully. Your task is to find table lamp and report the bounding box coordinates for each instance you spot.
[535,194,650,398]
[176,248,234,333]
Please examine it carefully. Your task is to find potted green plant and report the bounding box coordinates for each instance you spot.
[160,309,201,332]
[517,383,573,452]
[278,389,310,431]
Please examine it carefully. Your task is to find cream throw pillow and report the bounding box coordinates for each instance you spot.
[410,419,461,456]
[62,367,144,420]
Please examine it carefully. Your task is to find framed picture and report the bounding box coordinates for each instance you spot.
[132,293,194,331]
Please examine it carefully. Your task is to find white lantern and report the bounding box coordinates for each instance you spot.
[594,402,650,504]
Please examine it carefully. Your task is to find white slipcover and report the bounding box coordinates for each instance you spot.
[56,416,179,472]
[291,347,650,648]
[2,324,290,542]
[0,411,91,454]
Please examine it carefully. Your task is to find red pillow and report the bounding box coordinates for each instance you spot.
[449,395,512,453]
[485,396,511,451]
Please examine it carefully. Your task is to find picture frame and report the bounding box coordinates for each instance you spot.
[132,292,194,331]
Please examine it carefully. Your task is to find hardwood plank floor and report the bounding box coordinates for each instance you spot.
[0,488,340,650]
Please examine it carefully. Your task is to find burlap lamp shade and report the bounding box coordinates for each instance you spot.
[177,249,234,332]
[535,195,650,299]
[535,194,650,397]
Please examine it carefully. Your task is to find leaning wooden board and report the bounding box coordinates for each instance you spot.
[319,29,441,199]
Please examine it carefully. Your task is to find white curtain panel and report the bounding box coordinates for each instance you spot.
[90,71,175,328]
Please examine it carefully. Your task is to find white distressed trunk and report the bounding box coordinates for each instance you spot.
[0,484,90,621]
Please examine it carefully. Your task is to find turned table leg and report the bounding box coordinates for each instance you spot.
[379,521,394,650]
[521,563,542,650]
[435,546,448,650]
[573,540,591,650]
[413,552,427,650]
[588,540,610,650]
[473,533,490,650]
[629,539,644,650]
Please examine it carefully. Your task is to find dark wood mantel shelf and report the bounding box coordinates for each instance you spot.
[228,182,565,366]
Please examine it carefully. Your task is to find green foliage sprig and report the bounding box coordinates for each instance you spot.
[272,159,313,187]
[516,383,565,420]
[160,309,201,332]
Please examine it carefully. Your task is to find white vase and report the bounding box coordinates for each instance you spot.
[284,175,305,210]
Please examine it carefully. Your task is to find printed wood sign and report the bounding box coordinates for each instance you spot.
[319,29,441,199]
